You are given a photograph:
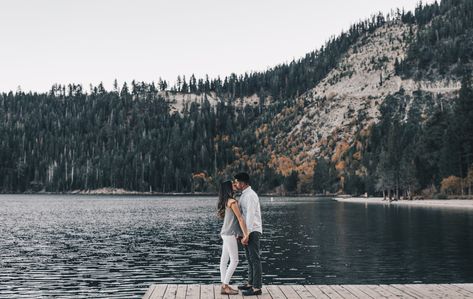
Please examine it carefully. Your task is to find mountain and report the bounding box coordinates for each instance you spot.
[1,0,472,197]
[243,17,463,194]
[218,0,473,197]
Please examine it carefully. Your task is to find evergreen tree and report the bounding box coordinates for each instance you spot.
[313,158,330,194]
[284,171,299,193]
[455,74,473,177]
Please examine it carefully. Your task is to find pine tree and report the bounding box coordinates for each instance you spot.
[455,74,473,177]
[284,171,298,193]
[313,158,330,194]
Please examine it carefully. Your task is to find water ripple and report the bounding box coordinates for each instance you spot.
[1,195,473,298]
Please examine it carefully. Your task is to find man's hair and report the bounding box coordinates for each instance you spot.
[234,172,250,184]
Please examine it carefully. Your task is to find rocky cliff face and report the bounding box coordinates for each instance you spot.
[244,21,462,189]
[153,17,465,193]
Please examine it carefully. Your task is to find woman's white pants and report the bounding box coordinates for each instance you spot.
[220,235,239,284]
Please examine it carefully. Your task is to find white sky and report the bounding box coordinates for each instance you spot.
[0,0,434,93]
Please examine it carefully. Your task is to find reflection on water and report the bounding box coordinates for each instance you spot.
[0,195,472,298]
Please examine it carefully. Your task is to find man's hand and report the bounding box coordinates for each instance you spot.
[241,235,249,245]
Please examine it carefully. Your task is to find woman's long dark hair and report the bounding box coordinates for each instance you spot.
[217,180,234,219]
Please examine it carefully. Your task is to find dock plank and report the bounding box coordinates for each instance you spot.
[391,284,424,299]
[150,284,168,299]
[185,284,200,299]
[142,283,472,299]
[175,285,187,299]
[351,285,384,298]
[292,285,316,299]
[419,283,456,298]
[453,284,473,294]
[330,285,359,299]
[367,284,399,298]
[304,285,331,299]
[380,284,417,298]
[257,286,273,299]
[163,284,178,299]
[421,283,453,297]
[435,284,473,298]
[403,284,441,299]
[266,285,287,299]
[200,284,214,298]
[341,285,375,299]
[143,285,157,299]
[318,285,344,299]
[279,285,302,298]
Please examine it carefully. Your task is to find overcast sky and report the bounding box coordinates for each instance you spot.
[0,0,434,93]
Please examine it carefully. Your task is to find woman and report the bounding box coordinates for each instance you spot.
[218,180,249,295]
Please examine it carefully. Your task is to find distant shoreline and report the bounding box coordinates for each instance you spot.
[334,197,473,209]
[3,190,472,208]
[0,187,336,197]
[0,188,213,196]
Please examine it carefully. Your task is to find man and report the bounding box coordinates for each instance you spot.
[233,172,263,296]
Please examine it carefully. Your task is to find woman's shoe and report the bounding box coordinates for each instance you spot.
[221,286,239,295]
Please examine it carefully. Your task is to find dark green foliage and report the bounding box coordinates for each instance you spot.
[363,74,473,197]
[454,74,473,175]
[313,158,331,194]
[0,84,253,193]
[398,0,473,79]
[284,171,299,193]
[344,174,365,196]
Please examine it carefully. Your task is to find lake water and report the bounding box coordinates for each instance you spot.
[0,195,472,298]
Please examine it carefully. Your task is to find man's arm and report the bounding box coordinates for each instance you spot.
[245,193,257,233]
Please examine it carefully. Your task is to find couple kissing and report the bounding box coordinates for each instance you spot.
[217,172,263,296]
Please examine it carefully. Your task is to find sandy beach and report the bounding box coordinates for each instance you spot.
[334,197,473,209]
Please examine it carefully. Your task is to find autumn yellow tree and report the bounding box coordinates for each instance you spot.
[440,176,462,195]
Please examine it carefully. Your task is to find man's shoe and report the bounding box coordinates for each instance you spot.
[237,284,252,290]
[242,288,262,296]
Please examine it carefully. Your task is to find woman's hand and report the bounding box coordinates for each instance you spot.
[241,235,249,245]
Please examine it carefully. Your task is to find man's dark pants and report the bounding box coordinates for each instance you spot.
[243,231,262,289]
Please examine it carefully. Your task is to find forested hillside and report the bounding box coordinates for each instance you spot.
[1,0,472,197]
[358,0,473,199]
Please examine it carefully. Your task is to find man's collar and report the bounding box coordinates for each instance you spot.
[242,186,252,194]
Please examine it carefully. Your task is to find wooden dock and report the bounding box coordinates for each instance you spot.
[142,283,473,298]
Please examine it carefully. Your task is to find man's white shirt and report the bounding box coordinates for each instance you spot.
[239,186,262,234]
